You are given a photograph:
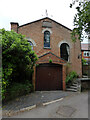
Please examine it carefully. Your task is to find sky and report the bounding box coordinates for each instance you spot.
[0,0,88,43]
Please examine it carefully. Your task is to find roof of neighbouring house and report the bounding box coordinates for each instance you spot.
[81,43,90,50]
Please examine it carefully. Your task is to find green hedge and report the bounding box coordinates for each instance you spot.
[3,82,34,102]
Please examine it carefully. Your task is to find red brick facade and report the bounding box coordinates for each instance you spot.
[81,43,90,65]
[10,17,82,90]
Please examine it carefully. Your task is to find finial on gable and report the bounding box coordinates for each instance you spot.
[42,9,53,18]
[45,9,48,17]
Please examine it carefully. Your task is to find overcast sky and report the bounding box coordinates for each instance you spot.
[0,0,88,43]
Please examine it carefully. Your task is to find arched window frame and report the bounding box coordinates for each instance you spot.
[44,31,50,48]
[60,43,70,62]
[28,41,33,50]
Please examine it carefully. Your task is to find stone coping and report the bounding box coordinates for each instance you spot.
[77,78,90,81]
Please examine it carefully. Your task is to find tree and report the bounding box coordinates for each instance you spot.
[1,29,38,99]
[70,0,90,42]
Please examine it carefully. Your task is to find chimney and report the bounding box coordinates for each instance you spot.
[10,22,19,33]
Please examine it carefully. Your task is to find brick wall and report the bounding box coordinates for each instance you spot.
[11,17,82,77]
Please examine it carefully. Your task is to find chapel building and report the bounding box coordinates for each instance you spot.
[10,17,82,91]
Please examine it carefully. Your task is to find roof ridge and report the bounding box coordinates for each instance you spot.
[18,17,72,31]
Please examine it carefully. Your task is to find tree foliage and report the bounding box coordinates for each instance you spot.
[82,58,87,65]
[70,0,90,42]
[1,29,38,100]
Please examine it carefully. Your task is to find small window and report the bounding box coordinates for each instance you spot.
[44,31,50,48]
[87,53,89,56]
[84,52,86,56]
[28,41,33,50]
[84,51,90,56]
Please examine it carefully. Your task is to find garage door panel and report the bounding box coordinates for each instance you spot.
[36,63,62,91]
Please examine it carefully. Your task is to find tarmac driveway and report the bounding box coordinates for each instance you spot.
[2,91,76,117]
[10,91,88,118]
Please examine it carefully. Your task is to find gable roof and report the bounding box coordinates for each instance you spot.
[38,52,67,63]
[18,17,72,31]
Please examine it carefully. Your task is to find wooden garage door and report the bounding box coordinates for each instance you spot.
[36,63,62,91]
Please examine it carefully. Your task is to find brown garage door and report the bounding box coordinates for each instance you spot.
[36,63,62,91]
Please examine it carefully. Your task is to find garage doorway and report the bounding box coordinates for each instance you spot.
[36,63,62,91]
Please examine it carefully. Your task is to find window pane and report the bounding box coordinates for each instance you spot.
[87,53,89,56]
[84,53,86,56]
[44,31,50,48]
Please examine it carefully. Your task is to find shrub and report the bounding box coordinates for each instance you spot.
[3,81,34,102]
[65,71,78,85]
[49,59,52,63]
[1,29,38,101]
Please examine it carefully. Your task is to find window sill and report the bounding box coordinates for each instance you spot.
[43,47,51,49]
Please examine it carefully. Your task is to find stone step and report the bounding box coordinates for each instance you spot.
[73,80,78,83]
[66,80,79,92]
[82,75,88,78]
[73,81,78,84]
[66,88,78,92]
[72,83,78,86]
[69,86,78,89]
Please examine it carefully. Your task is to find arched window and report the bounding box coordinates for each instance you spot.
[28,41,33,50]
[60,43,70,61]
[44,31,50,48]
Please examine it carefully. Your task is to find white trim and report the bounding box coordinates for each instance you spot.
[26,37,36,46]
[42,28,52,34]
[58,40,71,48]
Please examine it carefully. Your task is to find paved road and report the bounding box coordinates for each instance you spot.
[2,91,74,117]
[9,91,88,118]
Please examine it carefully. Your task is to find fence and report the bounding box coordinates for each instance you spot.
[82,65,90,77]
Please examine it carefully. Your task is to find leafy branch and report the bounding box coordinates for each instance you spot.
[70,0,90,42]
